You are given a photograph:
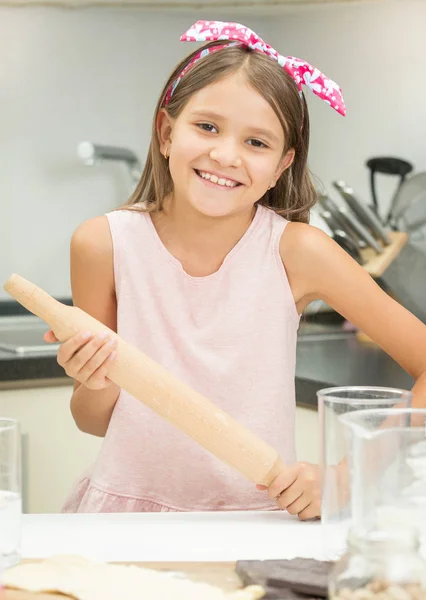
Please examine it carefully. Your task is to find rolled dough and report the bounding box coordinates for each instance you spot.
[3,555,264,600]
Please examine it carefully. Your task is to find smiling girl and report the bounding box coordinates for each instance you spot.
[45,21,426,519]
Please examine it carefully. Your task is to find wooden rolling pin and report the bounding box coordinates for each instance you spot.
[4,274,284,487]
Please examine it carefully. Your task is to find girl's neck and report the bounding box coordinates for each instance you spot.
[150,195,257,277]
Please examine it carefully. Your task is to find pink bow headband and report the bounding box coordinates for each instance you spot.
[163,20,346,117]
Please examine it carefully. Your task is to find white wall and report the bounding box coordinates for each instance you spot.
[0,6,272,298]
[266,0,426,220]
[1,0,424,298]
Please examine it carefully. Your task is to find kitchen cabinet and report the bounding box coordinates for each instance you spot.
[0,385,102,513]
[295,406,319,464]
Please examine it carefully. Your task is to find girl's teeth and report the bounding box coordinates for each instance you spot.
[199,171,237,187]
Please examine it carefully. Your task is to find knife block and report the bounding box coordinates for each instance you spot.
[360,231,408,278]
[359,231,426,330]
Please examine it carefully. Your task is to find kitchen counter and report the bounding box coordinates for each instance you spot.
[20,511,326,563]
[0,303,414,404]
[0,302,70,389]
[0,326,413,405]
[295,332,413,408]
[0,352,68,388]
[8,512,331,596]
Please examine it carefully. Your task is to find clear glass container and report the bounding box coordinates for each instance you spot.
[329,528,426,600]
[317,387,412,559]
[339,408,426,544]
[0,418,22,568]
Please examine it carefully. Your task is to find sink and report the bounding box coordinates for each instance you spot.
[0,316,60,356]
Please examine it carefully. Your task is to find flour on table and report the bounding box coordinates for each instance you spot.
[3,554,264,600]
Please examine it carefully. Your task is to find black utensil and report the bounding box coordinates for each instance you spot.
[365,156,413,225]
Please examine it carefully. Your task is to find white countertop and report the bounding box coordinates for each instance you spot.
[21,511,329,563]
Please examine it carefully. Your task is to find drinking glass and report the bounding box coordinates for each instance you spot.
[317,386,412,559]
[340,408,426,544]
[0,419,22,568]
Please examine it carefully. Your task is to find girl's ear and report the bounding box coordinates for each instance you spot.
[275,148,295,181]
[156,108,174,155]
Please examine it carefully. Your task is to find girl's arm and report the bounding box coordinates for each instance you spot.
[69,216,121,437]
[263,225,426,520]
[281,223,426,407]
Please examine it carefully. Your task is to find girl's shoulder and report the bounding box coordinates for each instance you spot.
[279,220,342,278]
[278,221,335,308]
[71,215,112,258]
[70,215,116,316]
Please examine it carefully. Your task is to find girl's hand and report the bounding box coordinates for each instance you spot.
[44,329,117,390]
[44,330,59,343]
[257,462,321,521]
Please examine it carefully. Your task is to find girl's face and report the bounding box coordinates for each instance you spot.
[159,70,294,219]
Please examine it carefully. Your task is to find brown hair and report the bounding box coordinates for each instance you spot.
[123,41,318,223]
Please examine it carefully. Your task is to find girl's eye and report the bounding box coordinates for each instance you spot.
[247,139,268,148]
[197,123,218,133]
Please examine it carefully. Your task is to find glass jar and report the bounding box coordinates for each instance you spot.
[317,386,412,560]
[339,408,426,545]
[329,528,426,600]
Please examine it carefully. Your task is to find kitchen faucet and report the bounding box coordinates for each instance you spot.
[77,141,142,185]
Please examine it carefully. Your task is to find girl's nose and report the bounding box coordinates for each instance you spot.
[210,143,242,168]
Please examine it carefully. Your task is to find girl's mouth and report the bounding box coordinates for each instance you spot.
[194,169,242,189]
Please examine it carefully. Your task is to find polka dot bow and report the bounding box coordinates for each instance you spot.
[163,20,346,117]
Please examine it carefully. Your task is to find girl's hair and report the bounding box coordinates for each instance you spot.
[124,41,318,223]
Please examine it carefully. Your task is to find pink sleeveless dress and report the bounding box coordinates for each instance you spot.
[62,204,300,513]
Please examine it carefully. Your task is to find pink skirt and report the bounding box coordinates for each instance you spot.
[62,474,278,514]
[62,475,182,513]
